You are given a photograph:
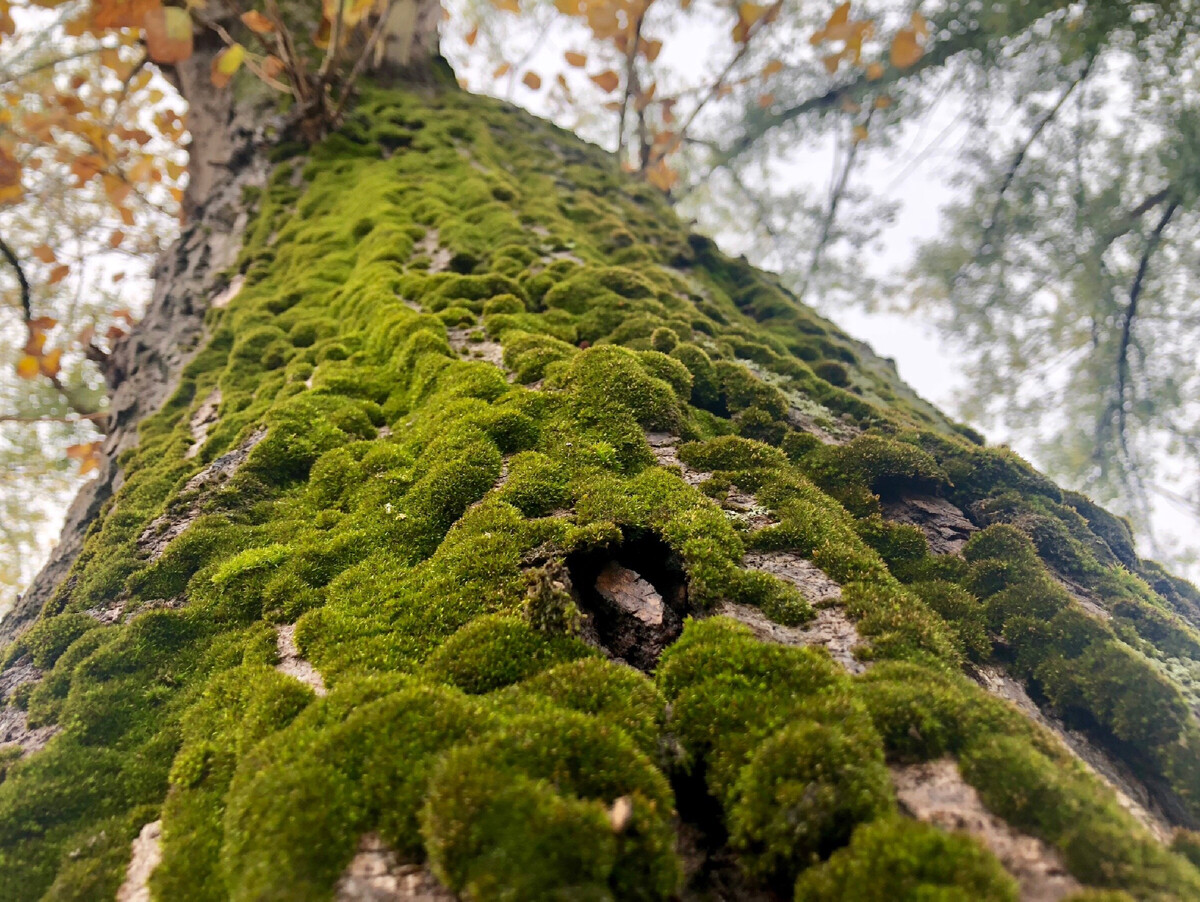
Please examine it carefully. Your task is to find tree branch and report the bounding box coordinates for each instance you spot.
[974,57,1093,262]
[0,233,31,322]
[1114,197,1179,462]
[797,107,875,304]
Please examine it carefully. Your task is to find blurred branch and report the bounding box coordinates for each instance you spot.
[0,233,31,321]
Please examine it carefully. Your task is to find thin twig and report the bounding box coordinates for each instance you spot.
[1114,198,1179,449]
[332,0,394,123]
[798,107,875,303]
[972,57,1093,265]
[0,233,31,321]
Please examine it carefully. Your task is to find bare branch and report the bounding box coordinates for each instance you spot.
[1113,197,1179,465]
[0,233,31,322]
[973,57,1093,264]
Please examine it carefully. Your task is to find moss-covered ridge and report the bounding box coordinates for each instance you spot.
[2,82,1200,899]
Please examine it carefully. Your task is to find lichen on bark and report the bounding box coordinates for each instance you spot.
[3,78,1200,901]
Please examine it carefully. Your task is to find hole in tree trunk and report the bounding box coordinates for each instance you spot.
[566,530,690,672]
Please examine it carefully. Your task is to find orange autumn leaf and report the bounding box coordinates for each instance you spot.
[465,25,478,46]
[522,71,542,90]
[143,6,194,65]
[93,0,160,30]
[493,62,511,78]
[589,69,620,93]
[641,38,663,62]
[492,0,521,12]
[645,158,678,192]
[866,61,885,80]
[757,93,775,108]
[762,59,784,77]
[32,244,56,264]
[241,10,275,34]
[48,263,70,285]
[0,144,21,204]
[39,348,62,378]
[109,229,125,248]
[565,51,587,68]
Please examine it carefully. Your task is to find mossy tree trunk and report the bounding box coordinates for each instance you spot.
[5,37,1200,902]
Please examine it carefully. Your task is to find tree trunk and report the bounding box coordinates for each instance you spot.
[4,46,1200,902]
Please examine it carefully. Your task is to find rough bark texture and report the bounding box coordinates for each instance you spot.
[4,63,1200,902]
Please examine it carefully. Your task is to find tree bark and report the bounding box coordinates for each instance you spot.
[3,27,1200,901]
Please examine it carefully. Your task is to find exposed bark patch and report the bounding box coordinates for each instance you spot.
[275,623,326,696]
[891,758,1081,902]
[646,433,778,529]
[185,388,222,459]
[713,602,864,674]
[413,228,452,274]
[115,820,163,902]
[786,405,858,445]
[880,492,976,555]
[0,658,58,756]
[138,427,267,562]
[210,274,244,310]
[646,433,708,487]
[742,550,843,605]
[973,665,1171,841]
[446,328,507,374]
[85,595,184,626]
[566,532,690,671]
[1050,573,1111,622]
[335,833,455,901]
[0,656,39,703]
[0,707,58,757]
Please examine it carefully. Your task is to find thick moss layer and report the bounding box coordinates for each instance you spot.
[3,79,1200,900]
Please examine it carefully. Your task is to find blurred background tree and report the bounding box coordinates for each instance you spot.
[2,0,1199,615]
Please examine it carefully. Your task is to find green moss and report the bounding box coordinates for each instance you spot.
[423,615,594,694]
[793,818,1018,901]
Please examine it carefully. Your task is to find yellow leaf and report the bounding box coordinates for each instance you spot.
[464,25,478,46]
[143,6,194,65]
[522,71,542,90]
[890,28,924,69]
[492,0,521,12]
[39,348,62,378]
[828,1,850,28]
[761,59,784,77]
[493,62,511,78]
[852,124,869,143]
[645,159,677,192]
[641,38,662,62]
[866,61,885,81]
[910,10,929,37]
[733,1,768,42]
[16,355,39,380]
[33,244,56,264]
[211,43,246,88]
[590,69,620,93]
[241,10,275,34]
[554,0,581,15]
[874,94,892,109]
[565,51,587,68]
